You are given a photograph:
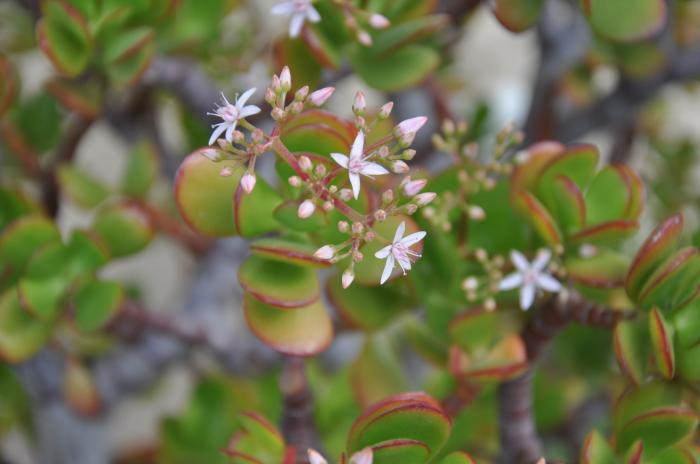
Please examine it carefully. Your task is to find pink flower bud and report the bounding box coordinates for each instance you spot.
[201,148,223,161]
[403,178,427,196]
[240,172,256,194]
[232,130,245,143]
[382,189,394,203]
[314,164,327,176]
[309,87,335,106]
[469,205,485,221]
[391,160,409,174]
[406,204,418,214]
[272,74,281,92]
[299,155,312,172]
[338,221,349,232]
[415,192,437,206]
[353,91,366,114]
[339,188,353,201]
[357,30,373,46]
[279,66,292,92]
[374,209,387,221]
[288,176,301,187]
[350,448,373,464]
[314,245,335,260]
[298,199,316,218]
[396,116,428,136]
[378,101,393,119]
[295,85,309,101]
[265,87,276,104]
[369,13,390,29]
[342,269,355,289]
[352,222,364,234]
[219,166,233,177]
[308,449,328,464]
[322,201,334,211]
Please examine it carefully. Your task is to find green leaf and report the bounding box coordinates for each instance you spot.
[57,165,110,208]
[536,144,600,206]
[73,280,123,332]
[566,249,630,289]
[580,430,619,464]
[250,237,330,268]
[548,175,586,233]
[233,178,283,238]
[326,277,409,331]
[37,0,92,77]
[638,247,700,310]
[614,381,682,436]
[226,412,286,463]
[369,15,448,56]
[491,0,545,33]
[238,255,320,309]
[582,0,666,43]
[613,319,650,385]
[649,307,675,379]
[0,216,61,286]
[0,55,18,116]
[449,308,507,354]
[616,407,698,456]
[370,439,429,464]
[0,290,51,363]
[281,110,355,157]
[104,28,154,85]
[17,277,67,321]
[451,334,528,382]
[585,166,633,225]
[570,220,639,246]
[440,451,476,464]
[0,187,41,230]
[273,38,322,89]
[350,44,440,91]
[122,140,159,198]
[92,203,154,257]
[11,92,62,153]
[273,201,328,232]
[627,214,685,301]
[513,189,562,246]
[243,293,332,357]
[350,336,407,408]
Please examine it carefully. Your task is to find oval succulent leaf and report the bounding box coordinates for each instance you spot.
[370,438,429,464]
[491,0,545,33]
[616,407,699,456]
[580,430,618,464]
[327,277,409,331]
[649,307,675,379]
[637,247,700,310]
[582,0,666,43]
[239,255,320,309]
[513,189,562,246]
[73,279,124,332]
[613,319,650,385]
[92,203,154,258]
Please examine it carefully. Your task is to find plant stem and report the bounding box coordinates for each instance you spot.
[280,357,321,463]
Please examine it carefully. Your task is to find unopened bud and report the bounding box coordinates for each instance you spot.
[382,189,394,204]
[339,188,353,201]
[469,205,486,221]
[342,268,355,289]
[279,66,292,92]
[353,91,366,114]
[314,245,335,260]
[240,172,256,194]
[401,149,416,160]
[288,176,302,187]
[308,87,335,106]
[484,298,497,312]
[391,160,409,174]
[295,85,309,101]
[406,204,418,214]
[364,231,375,241]
[369,13,390,29]
[219,166,234,177]
[289,101,304,114]
[252,129,264,143]
[272,74,281,92]
[299,155,312,172]
[378,146,390,158]
[338,221,349,232]
[462,277,479,291]
[232,130,245,143]
[322,201,334,211]
[265,87,276,104]
[314,164,327,177]
[374,209,387,221]
[398,131,416,147]
[271,107,286,121]
[298,199,316,218]
[378,101,393,119]
[414,192,437,206]
[357,30,373,46]
[403,178,427,196]
[352,222,364,234]
[396,116,428,136]
[201,148,223,162]
[353,250,363,262]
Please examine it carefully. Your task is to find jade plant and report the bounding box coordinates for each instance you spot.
[2,0,700,463]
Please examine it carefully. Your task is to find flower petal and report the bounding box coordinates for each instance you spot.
[380,254,395,284]
[396,253,411,273]
[307,449,328,464]
[331,153,349,168]
[536,273,561,292]
[208,123,228,146]
[239,105,261,118]
[236,87,256,108]
[510,250,530,272]
[349,172,361,199]
[350,131,365,161]
[400,230,426,247]
[225,122,236,142]
[271,1,296,16]
[375,245,392,259]
[289,12,305,38]
[499,272,523,290]
[306,4,321,22]
[520,283,536,310]
[393,221,406,243]
[532,249,552,272]
[359,161,389,176]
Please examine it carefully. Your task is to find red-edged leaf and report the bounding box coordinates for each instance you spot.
[649,307,675,379]
[513,189,562,245]
[511,140,566,194]
[491,0,545,33]
[638,247,700,310]
[580,430,618,464]
[238,255,319,309]
[570,219,639,245]
[613,319,650,385]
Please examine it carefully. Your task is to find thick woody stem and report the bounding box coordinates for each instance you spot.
[280,357,321,464]
[498,292,635,463]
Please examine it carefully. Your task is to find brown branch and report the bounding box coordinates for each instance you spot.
[0,121,42,176]
[498,291,635,463]
[131,200,212,255]
[280,357,322,464]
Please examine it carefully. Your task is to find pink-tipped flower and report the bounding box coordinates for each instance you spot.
[271,0,321,38]
[240,172,257,194]
[314,245,335,260]
[207,89,261,146]
[395,116,428,136]
[391,160,409,174]
[357,30,373,46]
[378,101,393,119]
[279,66,292,92]
[309,86,335,106]
[369,13,390,29]
[415,192,437,206]
[202,148,223,162]
[353,91,366,114]
[331,131,389,199]
[375,221,426,285]
[298,199,316,218]
[350,448,374,464]
[298,155,312,172]
[402,178,427,196]
[342,268,355,289]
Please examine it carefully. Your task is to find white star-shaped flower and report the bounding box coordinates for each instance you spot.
[271,0,321,38]
[499,249,562,310]
[207,89,261,146]
[375,221,427,285]
[308,447,372,464]
[331,131,389,199]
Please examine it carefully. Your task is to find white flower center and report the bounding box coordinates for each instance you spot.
[217,104,239,123]
[293,0,310,12]
[523,269,538,285]
[348,157,367,174]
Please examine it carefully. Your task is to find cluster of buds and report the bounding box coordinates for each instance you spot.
[333,1,391,47]
[267,66,335,123]
[460,248,507,311]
